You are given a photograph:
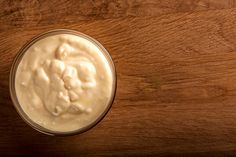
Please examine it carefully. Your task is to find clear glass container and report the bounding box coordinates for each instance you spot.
[9,29,116,136]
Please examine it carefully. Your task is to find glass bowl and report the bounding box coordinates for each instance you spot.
[9,29,116,136]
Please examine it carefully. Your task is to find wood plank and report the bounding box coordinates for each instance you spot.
[1,0,236,30]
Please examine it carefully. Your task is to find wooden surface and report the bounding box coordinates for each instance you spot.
[2,0,236,156]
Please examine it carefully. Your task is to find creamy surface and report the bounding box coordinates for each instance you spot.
[15,34,113,132]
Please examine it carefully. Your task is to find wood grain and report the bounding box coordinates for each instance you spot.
[1,0,236,30]
[1,0,236,156]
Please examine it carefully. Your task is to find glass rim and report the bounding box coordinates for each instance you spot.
[9,29,117,136]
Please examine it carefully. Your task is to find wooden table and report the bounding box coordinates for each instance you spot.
[1,0,236,156]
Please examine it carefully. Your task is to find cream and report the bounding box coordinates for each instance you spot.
[15,33,114,132]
